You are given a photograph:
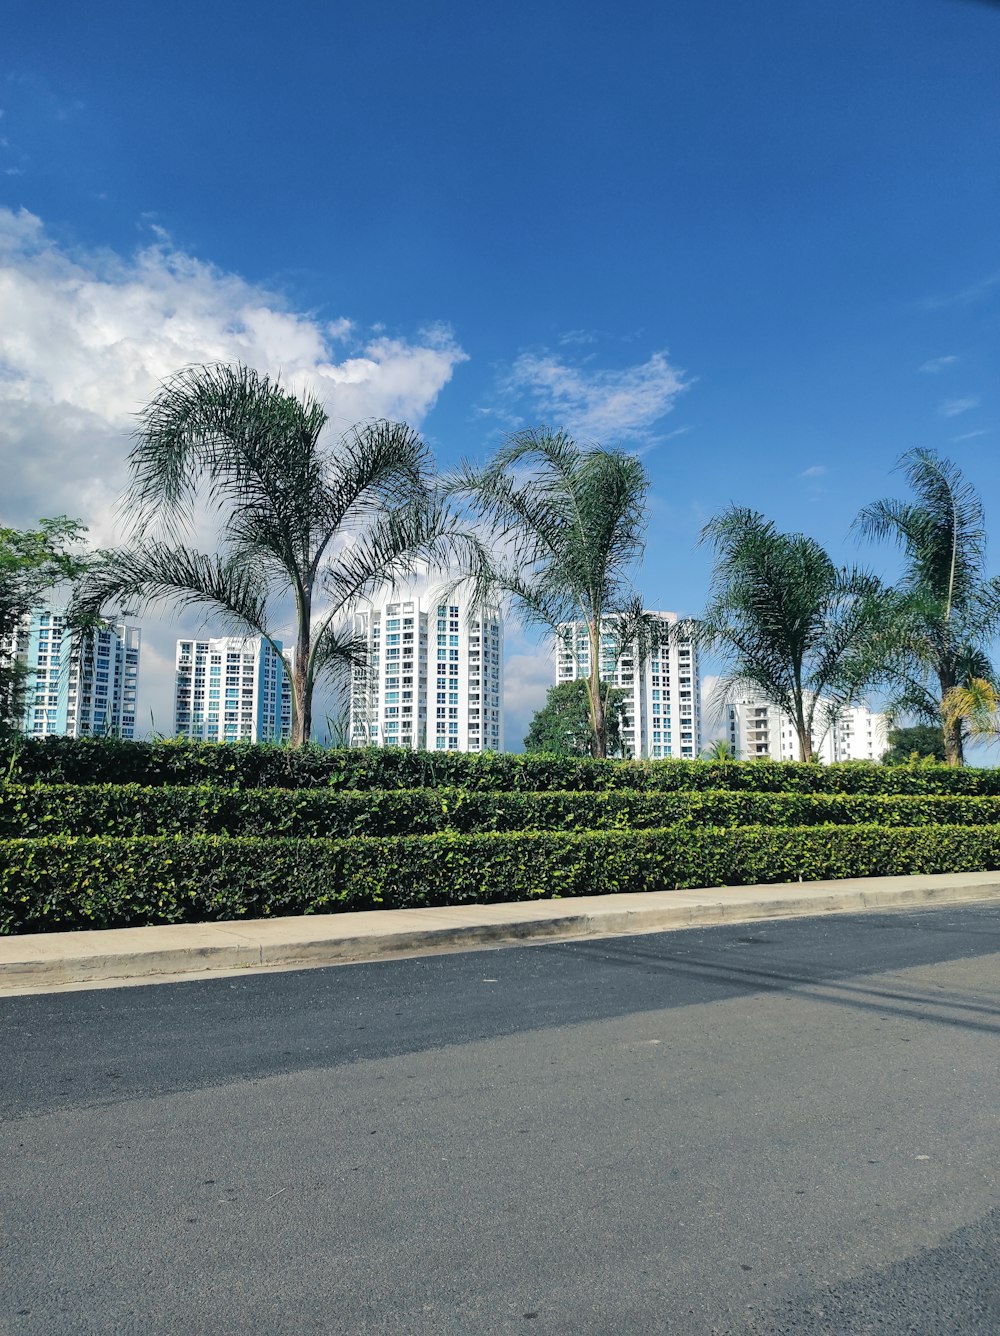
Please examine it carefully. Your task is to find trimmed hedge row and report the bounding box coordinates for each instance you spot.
[3,824,1000,934]
[3,736,999,795]
[8,783,1000,837]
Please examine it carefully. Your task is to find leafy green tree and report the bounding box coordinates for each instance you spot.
[74,364,480,746]
[453,428,666,759]
[523,679,629,757]
[0,518,91,740]
[854,449,1000,766]
[698,507,885,762]
[880,723,946,765]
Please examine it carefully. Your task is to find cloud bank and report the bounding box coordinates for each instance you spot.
[504,348,688,442]
[0,208,467,734]
[0,208,467,541]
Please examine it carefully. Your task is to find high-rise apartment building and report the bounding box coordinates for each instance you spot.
[173,636,292,743]
[554,611,701,759]
[724,694,888,762]
[349,593,503,751]
[0,607,141,738]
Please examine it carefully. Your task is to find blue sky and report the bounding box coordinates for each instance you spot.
[2,0,999,743]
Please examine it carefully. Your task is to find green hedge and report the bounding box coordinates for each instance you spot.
[8,783,1000,837]
[3,736,1000,795]
[4,824,1000,934]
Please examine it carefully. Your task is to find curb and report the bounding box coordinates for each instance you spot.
[3,871,1000,994]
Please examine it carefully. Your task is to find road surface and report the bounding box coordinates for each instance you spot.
[3,904,1000,1334]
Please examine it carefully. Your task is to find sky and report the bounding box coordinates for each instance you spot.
[2,0,999,746]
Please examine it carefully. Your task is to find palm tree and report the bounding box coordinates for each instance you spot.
[698,507,885,762]
[700,737,739,762]
[854,449,1000,766]
[451,428,664,759]
[74,363,479,746]
[941,677,1000,752]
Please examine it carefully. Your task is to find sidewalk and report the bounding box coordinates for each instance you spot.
[3,870,1000,995]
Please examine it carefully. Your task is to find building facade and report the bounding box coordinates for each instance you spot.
[554,611,701,759]
[724,694,888,763]
[173,636,292,743]
[349,593,503,752]
[0,607,141,738]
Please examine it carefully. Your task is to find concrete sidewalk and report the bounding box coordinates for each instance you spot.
[3,870,1000,994]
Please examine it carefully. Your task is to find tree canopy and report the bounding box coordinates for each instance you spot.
[854,448,1000,766]
[880,723,946,765]
[697,507,884,762]
[452,428,664,758]
[523,678,629,757]
[0,518,91,740]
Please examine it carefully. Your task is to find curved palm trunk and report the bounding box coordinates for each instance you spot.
[793,694,814,763]
[939,668,964,766]
[291,656,312,747]
[291,592,313,748]
[587,619,607,759]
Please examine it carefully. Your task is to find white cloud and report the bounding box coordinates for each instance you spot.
[919,354,959,373]
[558,329,600,346]
[952,428,990,442]
[0,207,467,540]
[923,271,1000,309]
[699,674,727,739]
[502,630,554,751]
[799,464,826,478]
[503,348,688,442]
[0,207,468,735]
[939,395,977,416]
[939,397,981,418]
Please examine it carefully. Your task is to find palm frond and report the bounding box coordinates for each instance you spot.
[127,363,329,542]
[453,428,649,625]
[316,498,490,628]
[855,448,988,609]
[71,542,276,646]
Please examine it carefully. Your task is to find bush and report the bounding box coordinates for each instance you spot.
[4,736,1000,795]
[4,824,1000,934]
[8,783,1000,837]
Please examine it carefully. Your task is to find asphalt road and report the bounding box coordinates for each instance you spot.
[2,904,1000,1335]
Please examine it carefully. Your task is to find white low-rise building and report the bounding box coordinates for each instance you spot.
[724,693,888,763]
[554,611,701,759]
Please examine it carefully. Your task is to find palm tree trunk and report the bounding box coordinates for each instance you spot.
[939,669,964,766]
[587,620,607,759]
[291,601,312,748]
[793,699,813,763]
[943,722,963,766]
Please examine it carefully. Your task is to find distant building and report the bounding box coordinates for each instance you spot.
[173,636,292,743]
[554,611,701,759]
[0,607,141,738]
[350,592,504,752]
[831,703,890,762]
[724,694,888,762]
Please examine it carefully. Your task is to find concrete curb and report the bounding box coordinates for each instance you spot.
[3,871,1000,993]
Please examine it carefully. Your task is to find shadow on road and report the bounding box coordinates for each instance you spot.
[563,930,1000,1036]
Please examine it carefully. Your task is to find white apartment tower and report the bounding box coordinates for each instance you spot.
[349,593,504,752]
[0,607,141,738]
[173,636,292,743]
[725,695,888,763]
[555,611,701,759]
